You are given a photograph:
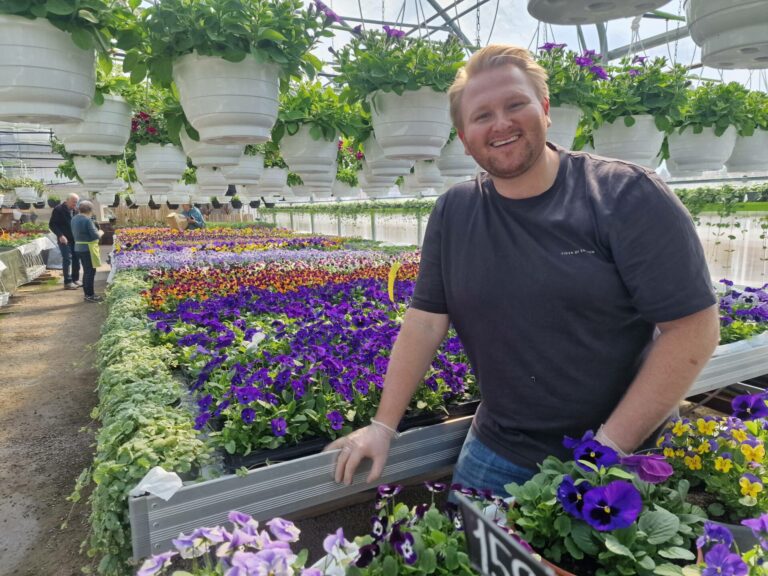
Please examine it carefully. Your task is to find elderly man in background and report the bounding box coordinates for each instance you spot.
[48,192,81,290]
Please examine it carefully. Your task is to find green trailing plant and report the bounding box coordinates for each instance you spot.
[332,28,466,107]
[673,82,751,136]
[272,80,368,143]
[119,0,331,89]
[0,175,49,195]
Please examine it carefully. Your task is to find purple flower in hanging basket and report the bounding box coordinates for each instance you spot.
[314,0,342,23]
[732,393,768,420]
[557,475,592,519]
[697,521,735,550]
[619,454,673,484]
[701,543,748,576]
[581,480,643,531]
[631,55,647,64]
[538,42,567,52]
[382,25,405,39]
[271,417,287,437]
[741,513,768,550]
[573,440,619,471]
[590,65,609,80]
[574,55,594,67]
[326,410,344,431]
[628,68,641,77]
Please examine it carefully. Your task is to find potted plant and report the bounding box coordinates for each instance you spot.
[666,82,747,177]
[0,0,132,123]
[726,89,768,174]
[438,131,477,177]
[131,107,187,189]
[275,81,366,175]
[528,0,668,26]
[505,432,706,575]
[179,125,244,169]
[47,194,61,208]
[220,147,265,186]
[333,29,465,160]
[230,195,243,209]
[587,56,689,168]
[362,131,413,178]
[658,393,767,537]
[122,0,332,144]
[535,43,601,149]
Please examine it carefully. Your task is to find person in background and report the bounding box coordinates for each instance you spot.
[71,201,104,303]
[48,192,80,290]
[181,203,205,230]
[325,44,720,496]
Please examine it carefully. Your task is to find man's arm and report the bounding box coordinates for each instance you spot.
[325,307,450,484]
[600,304,720,453]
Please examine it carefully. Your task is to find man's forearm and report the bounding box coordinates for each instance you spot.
[603,305,720,453]
[374,308,450,429]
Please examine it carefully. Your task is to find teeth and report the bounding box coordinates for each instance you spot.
[491,136,519,147]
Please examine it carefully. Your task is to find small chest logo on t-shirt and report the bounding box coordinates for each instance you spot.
[560,248,596,256]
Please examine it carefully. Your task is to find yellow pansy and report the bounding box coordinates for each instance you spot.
[714,457,733,473]
[732,429,748,443]
[675,449,686,458]
[672,421,691,437]
[741,443,765,463]
[697,442,712,454]
[739,476,763,498]
[684,454,702,470]
[663,447,677,459]
[696,418,717,436]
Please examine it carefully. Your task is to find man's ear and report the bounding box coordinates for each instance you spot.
[457,131,470,154]
[543,97,551,127]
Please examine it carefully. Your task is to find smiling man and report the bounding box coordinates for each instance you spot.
[326,44,719,496]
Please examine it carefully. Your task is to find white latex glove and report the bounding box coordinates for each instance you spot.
[59,235,67,245]
[323,422,395,485]
[97,229,104,238]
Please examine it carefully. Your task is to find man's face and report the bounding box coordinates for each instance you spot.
[458,65,550,180]
[66,197,78,209]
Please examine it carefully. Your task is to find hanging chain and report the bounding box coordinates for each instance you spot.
[475,5,481,47]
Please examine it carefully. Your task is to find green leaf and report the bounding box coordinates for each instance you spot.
[153,56,173,86]
[658,547,695,561]
[224,440,236,454]
[604,534,635,559]
[623,115,636,127]
[382,554,398,576]
[46,0,76,15]
[706,503,725,517]
[554,514,571,537]
[638,509,680,545]
[570,522,600,555]
[69,28,93,50]
[653,564,685,576]
[259,29,287,43]
[605,467,636,481]
[77,8,99,23]
[129,61,147,84]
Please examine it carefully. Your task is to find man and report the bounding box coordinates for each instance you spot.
[181,203,205,230]
[48,192,80,290]
[325,45,720,495]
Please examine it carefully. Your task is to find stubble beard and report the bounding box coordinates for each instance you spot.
[474,137,544,181]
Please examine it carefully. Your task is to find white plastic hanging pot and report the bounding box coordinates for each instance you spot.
[592,115,664,169]
[414,161,445,188]
[179,126,243,167]
[258,167,289,196]
[667,126,738,177]
[14,187,39,202]
[135,144,187,185]
[527,0,669,25]
[280,125,339,174]
[167,182,191,205]
[298,169,336,190]
[726,130,768,173]
[437,137,477,177]
[362,135,414,177]
[51,96,132,156]
[73,156,117,189]
[547,104,582,149]
[332,180,360,199]
[221,153,265,185]
[685,0,768,69]
[173,52,280,144]
[369,87,452,160]
[195,167,228,195]
[399,173,427,197]
[0,15,95,124]
[132,193,150,206]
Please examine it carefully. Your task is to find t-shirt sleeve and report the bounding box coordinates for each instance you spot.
[608,172,716,323]
[411,195,448,314]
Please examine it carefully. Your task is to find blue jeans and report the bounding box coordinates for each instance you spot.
[78,249,95,297]
[58,241,80,284]
[451,426,537,499]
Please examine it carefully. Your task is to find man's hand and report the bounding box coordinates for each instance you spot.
[59,235,67,245]
[323,423,394,485]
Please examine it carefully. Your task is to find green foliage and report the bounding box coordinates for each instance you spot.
[336,137,363,186]
[0,0,138,54]
[745,90,768,133]
[535,45,599,111]
[506,457,705,576]
[119,0,331,89]
[332,29,466,105]
[0,175,49,195]
[264,198,438,218]
[272,80,368,143]
[674,82,752,137]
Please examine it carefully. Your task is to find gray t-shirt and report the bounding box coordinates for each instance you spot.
[411,145,716,469]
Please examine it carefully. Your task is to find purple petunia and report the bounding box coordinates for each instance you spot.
[619,454,673,484]
[538,42,567,52]
[631,55,647,64]
[731,393,768,420]
[326,410,344,431]
[741,513,768,550]
[557,475,592,519]
[581,480,643,531]
[271,417,287,437]
[314,0,342,23]
[701,543,748,576]
[590,65,609,80]
[382,25,405,39]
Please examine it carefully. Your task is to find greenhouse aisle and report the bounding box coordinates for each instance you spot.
[0,261,108,576]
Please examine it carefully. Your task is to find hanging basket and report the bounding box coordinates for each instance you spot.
[592,115,664,169]
[47,198,61,208]
[196,167,228,196]
[135,143,187,186]
[73,156,117,189]
[14,187,39,202]
[0,15,95,124]
[369,87,452,161]
[51,95,132,156]
[173,51,280,144]
[726,130,768,173]
[332,180,360,199]
[667,126,737,177]
[363,135,414,178]
[547,104,582,150]
[685,0,768,70]
[179,126,243,167]
[437,137,477,177]
[221,153,265,185]
[280,125,339,174]
[414,161,445,189]
[527,0,669,25]
[258,167,289,196]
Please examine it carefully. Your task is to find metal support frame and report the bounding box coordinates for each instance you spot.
[423,0,473,46]
[606,24,691,61]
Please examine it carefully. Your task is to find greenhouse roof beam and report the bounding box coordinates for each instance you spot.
[606,24,690,61]
[418,0,492,42]
[423,0,478,46]
[404,0,465,35]
[338,16,446,32]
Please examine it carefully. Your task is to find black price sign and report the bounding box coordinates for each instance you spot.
[456,493,554,576]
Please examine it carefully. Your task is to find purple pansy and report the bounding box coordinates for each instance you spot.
[563,430,595,449]
[355,543,380,567]
[581,480,643,531]
[377,484,402,499]
[136,551,177,576]
[271,417,287,437]
[326,410,344,431]
[390,527,418,565]
[732,393,768,420]
[370,515,389,540]
[619,454,673,484]
[741,513,768,550]
[573,440,619,471]
[701,543,748,576]
[697,521,735,550]
[241,408,256,425]
[266,518,300,542]
[557,475,592,519]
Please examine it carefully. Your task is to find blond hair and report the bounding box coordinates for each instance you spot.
[449,45,549,132]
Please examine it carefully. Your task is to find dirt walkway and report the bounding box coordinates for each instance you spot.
[0,270,107,576]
